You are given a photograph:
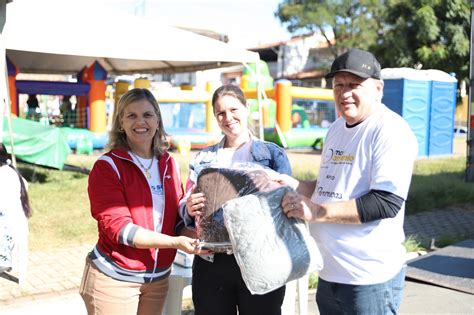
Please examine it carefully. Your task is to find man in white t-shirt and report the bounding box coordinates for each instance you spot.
[278,49,418,314]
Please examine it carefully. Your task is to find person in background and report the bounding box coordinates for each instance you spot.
[60,95,72,113]
[60,95,76,127]
[79,88,202,315]
[0,143,32,279]
[180,84,292,315]
[26,94,39,121]
[278,49,418,314]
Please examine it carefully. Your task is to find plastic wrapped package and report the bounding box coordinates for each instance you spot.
[222,186,323,295]
[195,162,281,253]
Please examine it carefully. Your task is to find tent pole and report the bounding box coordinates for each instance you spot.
[0,51,4,148]
[243,61,264,140]
[4,64,16,167]
[256,60,264,141]
[466,0,474,182]
[0,0,16,167]
[0,0,7,146]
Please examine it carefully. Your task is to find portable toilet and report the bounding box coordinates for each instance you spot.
[381,68,431,157]
[381,68,457,157]
[425,70,457,156]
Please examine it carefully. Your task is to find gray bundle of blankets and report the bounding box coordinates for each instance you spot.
[195,163,323,294]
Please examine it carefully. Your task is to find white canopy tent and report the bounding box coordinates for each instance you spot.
[2,0,260,75]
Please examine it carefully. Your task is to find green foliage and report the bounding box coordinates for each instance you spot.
[406,232,470,249]
[20,163,97,250]
[308,272,319,289]
[403,235,425,252]
[374,0,470,79]
[276,0,470,80]
[276,0,385,57]
[407,157,474,213]
[434,233,469,248]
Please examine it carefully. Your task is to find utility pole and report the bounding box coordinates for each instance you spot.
[467,0,474,182]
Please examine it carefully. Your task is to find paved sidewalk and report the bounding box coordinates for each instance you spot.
[1,206,474,310]
[0,243,91,305]
[404,204,474,246]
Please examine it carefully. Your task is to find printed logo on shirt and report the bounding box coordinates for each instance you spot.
[151,184,163,195]
[322,148,354,166]
[323,148,335,164]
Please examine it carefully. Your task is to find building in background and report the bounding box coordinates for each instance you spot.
[148,30,336,90]
[249,32,335,87]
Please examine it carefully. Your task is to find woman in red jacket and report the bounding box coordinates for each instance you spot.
[80,88,200,315]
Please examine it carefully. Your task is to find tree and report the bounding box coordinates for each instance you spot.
[276,0,470,79]
[375,0,470,80]
[275,0,385,58]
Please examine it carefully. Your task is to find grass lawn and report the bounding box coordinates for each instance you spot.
[408,156,473,212]
[18,143,474,251]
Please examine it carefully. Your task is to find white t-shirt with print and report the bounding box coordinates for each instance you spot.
[216,140,252,165]
[310,104,418,285]
[188,139,253,184]
[130,154,164,233]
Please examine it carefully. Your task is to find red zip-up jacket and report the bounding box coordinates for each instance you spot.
[87,148,184,283]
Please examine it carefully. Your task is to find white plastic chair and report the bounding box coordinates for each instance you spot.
[282,275,309,315]
[162,264,192,315]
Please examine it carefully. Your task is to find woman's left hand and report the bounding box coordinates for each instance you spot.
[186,185,206,217]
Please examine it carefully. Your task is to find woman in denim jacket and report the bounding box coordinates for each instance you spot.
[179,84,292,315]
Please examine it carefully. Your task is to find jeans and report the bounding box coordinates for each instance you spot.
[316,266,406,315]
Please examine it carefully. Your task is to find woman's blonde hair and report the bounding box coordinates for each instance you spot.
[108,88,169,156]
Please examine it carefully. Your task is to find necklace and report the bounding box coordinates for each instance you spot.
[130,152,154,179]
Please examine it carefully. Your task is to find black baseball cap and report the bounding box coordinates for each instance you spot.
[325,49,381,80]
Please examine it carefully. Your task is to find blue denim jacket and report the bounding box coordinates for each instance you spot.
[179,136,292,228]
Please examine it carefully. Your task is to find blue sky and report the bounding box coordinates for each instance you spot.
[97,0,292,48]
